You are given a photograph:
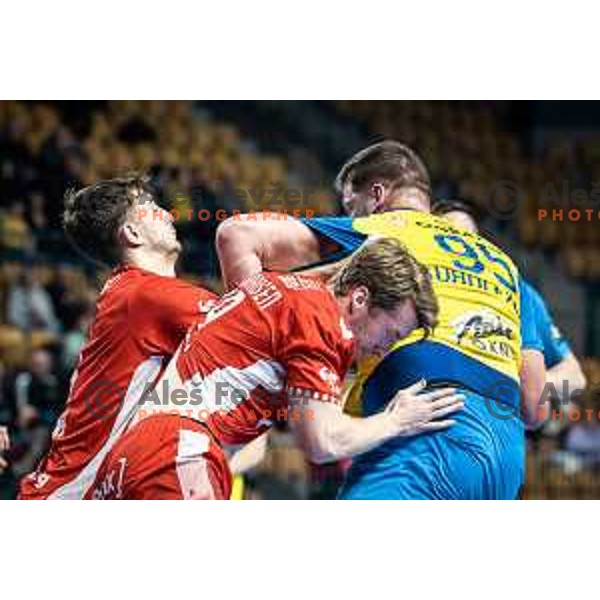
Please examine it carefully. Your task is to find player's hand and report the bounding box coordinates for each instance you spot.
[385,379,464,437]
[0,426,9,453]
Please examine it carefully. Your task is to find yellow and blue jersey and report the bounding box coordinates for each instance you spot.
[303,211,540,413]
[301,211,537,499]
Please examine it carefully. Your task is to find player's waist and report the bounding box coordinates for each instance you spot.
[361,340,521,416]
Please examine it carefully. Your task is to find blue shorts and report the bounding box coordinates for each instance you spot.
[338,390,525,500]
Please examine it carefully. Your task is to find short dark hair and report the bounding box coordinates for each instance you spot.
[335,140,432,201]
[63,174,157,267]
[432,197,482,225]
[334,237,438,335]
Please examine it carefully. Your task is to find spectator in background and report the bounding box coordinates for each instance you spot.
[11,348,61,478]
[0,200,32,253]
[28,191,48,231]
[61,301,94,372]
[563,396,600,466]
[7,264,61,335]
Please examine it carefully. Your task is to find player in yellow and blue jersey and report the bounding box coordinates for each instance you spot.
[433,197,587,427]
[216,141,548,499]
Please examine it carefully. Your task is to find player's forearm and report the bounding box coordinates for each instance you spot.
[293,406,398,464]
[546,354,587,400]
[228,433,268,475]
[521,349,547,428]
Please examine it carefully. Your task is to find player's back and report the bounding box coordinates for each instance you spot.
[167,272,354,449]
[351,211,522,412]
[349,212,525,498]
[19,265,215,499]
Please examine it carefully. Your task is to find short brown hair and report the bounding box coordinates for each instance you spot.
[63,174,156,266]
[333,237,438,334]
[335,140,431,202]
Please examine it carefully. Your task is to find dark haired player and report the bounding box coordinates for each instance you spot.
[19,176,217,499]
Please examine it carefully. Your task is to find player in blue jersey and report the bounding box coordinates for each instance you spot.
[432,197,587,424]
[216,141,547,499]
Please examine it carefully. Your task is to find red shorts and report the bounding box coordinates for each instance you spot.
[85,415,231,500]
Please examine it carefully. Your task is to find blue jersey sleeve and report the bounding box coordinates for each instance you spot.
[299,216,368,263]
[519,278,544,354]
[521,279,571,368]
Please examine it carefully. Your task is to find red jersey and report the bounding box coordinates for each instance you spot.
[171,272,356,448]
[19,265,216,500]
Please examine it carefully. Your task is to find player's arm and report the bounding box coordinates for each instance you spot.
[520,350,547,428]
[216,215,323,289]
[228,433,268,476]
[519,280,548,428]
[546,352,587,400]
[280,298,461,464]
[216,214,364,289]
[530,282,587,400]
[289,381,464,464]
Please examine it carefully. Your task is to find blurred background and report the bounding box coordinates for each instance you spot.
[1,100,600,499]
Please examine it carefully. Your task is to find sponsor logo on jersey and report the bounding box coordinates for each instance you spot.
[452,310,514,343]
[451,310,516,359]
[319,366,341,394]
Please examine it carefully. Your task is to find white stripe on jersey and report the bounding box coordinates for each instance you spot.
[175,430,213,500]
[48,356,165,500]
[184,359,286,414]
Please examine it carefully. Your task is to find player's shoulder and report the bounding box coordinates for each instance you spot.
[271,272,334,308]
[274,272,351,337]
[239,271,339,321]
[274,272,328,294]
[129,268,215,308]
[520,278,545,312]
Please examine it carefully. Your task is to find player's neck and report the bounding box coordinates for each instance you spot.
[126,250,178,277]
[386,190,431,213]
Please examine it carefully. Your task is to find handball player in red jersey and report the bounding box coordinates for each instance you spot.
[19,176,217,499]
[87,238,464,500]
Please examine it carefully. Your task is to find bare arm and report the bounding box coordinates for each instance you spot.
[216,215,323,290]
[289,381,464,464]
[228,433,268,476]
[293,257,350,284]
[546,352,587,401]
[520,349,547,428]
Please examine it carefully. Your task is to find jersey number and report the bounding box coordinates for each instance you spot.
[433,234,517,294]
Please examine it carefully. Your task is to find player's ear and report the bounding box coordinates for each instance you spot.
[118,222,142,249]
[350,285,370,315]
[371,182,386,211]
